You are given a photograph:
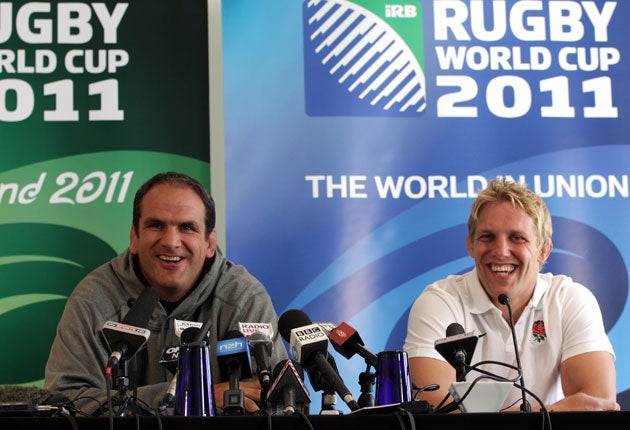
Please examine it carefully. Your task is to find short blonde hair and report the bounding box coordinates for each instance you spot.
[468,178,552,249]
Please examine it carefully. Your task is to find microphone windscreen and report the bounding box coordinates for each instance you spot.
[446,322,465,337]
[278,309,312,341]
[498,294,510,305]
[181,326,201,344]
[121,287,159,327]
[248,331,271,344]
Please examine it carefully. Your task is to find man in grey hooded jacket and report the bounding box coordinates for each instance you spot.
[44,171,287,415]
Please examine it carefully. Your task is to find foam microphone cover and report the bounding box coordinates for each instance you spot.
[278,309,312,341]
[446,322,465,336]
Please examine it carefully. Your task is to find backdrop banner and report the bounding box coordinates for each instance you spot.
[222,0,629,411]
[0,0,210,385]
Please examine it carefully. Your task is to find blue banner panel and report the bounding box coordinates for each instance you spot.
[223,0,629,412]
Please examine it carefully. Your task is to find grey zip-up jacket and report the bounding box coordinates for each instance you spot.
[44,248,287,415]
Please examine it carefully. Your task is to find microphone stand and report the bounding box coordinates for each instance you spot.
[112,358,153,416]
[223,361,246,415]
[500,294,531,412]
[358,364,376,408]
[113,359,131,411]
[320,388,340,414]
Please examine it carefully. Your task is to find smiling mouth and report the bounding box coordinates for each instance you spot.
[159,255,182,262]
[490,264,515,276]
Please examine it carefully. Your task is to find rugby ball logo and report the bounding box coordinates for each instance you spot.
[303,0,426,117]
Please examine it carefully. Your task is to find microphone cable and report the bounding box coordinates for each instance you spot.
[433,360,521,414]
[433,359,552,430]
[105,368,113,430]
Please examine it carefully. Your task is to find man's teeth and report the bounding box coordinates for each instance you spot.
[159,256,182,262]
[491,265,514,273]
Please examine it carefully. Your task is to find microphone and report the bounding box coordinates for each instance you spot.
[498,294,530,412]
[247,332,273,391]
[216,330,253,415]
[102,286,159,369]
[237,322,274,391]
[266,359,310,415]
[434,322,478,382]
[278,309,360,412]
[327,322,378,368]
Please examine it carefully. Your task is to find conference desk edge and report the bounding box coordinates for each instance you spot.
[0,411,628,430]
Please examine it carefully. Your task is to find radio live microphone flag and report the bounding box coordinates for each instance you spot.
[278,309,360,412]
[327,322,378,368]
[238,322,274,337]
[499,294,531,412]
[102,286,159,369]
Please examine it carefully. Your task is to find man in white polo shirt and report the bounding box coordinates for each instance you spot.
[404,178,618,412]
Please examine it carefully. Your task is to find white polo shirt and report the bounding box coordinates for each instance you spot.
[403,269,615,408]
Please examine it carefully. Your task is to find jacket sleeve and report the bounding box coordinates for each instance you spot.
[43,275,169,415]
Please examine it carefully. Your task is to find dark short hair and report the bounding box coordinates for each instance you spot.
[132,171,215,236]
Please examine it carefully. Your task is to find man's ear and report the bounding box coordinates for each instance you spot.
[539,240,553,266]
[206,229,218,258]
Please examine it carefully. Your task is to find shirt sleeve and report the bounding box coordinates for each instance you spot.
[556,280,615,362]
[403,283,462,361]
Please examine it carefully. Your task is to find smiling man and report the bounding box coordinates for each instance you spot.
[404,177,618,413]
[44,171,287,416]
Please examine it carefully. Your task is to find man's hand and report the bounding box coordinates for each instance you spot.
[547,392,620,412]
[213,380,262,413]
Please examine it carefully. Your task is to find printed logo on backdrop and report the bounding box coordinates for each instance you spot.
[303,0,426,117]
[432,0,620,119]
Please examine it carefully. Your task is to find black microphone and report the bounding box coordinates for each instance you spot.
[266,359,310,415]
[498,294,530,412]
[278,309,360,412]
[102,286,159,369]
[434,322,478,382]
[247,332,273,391]
[327,321,378,368]
[216,330,253,415]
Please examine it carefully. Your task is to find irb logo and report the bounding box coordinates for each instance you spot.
[303,0,425,117]
[385,4,417,18]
